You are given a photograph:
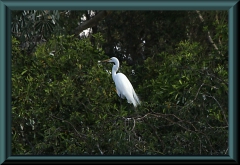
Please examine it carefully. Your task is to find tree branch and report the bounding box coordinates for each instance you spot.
[74,11,111,37]
[196,10,222,56]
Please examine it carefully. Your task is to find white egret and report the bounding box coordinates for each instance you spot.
[102,57,141,107]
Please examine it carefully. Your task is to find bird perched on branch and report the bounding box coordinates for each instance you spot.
[102,57,141,107]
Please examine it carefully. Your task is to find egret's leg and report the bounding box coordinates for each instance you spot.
[116,89,121,109]
[119,94,122,109]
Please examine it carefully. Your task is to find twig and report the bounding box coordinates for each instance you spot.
[207,123,228,129]
[96,143,104,155]
[194,83,205,101]
[204,94,228,126]
[225,148,228,155]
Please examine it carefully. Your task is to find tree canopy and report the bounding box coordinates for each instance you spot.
[12,10,228,155]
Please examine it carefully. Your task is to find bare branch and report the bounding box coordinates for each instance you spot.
[207,123,228,129]
[196,10,222,56]
[133,112,198,132]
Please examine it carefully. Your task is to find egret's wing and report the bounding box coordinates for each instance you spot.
[114,73,134,96]
[114,73,139,106]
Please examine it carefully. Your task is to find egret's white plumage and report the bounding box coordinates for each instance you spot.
[102,57,140,107]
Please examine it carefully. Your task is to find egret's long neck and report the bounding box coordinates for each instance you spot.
[112,61,119,80]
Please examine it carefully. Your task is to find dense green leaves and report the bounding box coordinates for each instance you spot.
[12,11,228,155]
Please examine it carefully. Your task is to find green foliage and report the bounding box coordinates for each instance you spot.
[12,35,114,154]
[99,11,188,63]
[12,10,228,155]
[11,10,86,53]
[134,38,228,155]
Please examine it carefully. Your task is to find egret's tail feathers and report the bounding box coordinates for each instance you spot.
[132,101,137,107]
[132,90,141,107]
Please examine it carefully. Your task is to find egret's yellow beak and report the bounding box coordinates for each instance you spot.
[101,59,110,63]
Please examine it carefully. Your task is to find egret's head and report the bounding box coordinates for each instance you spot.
[102,57,118,64]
